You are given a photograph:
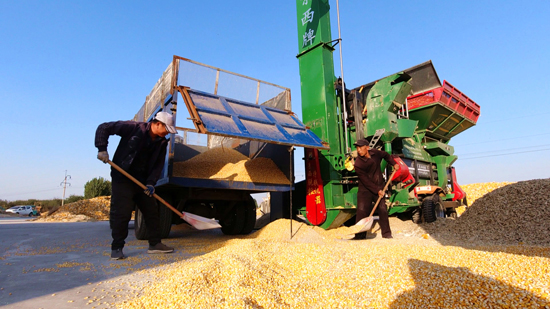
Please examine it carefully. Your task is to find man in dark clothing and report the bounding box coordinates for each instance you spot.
[353,138,399,239]
[95,111,177,260]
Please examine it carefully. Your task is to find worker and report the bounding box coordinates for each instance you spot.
[353,138,399,239]
[95,111,177,260]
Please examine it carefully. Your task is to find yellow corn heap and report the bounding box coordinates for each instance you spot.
[173,147,290,184]
[36,196,111,222]
[456,181,514,215]
[424,178,550,246]
[115,218,550,309]
[461,181,515,205]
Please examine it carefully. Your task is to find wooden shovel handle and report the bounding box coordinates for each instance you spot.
[107,160,185,219]
[368,169,398,217]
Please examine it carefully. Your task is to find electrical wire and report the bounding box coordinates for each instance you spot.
[0,187,84,198]
[459,148,550,160]
[477,111,550,124]
[458,143,550,156]
[454,132,550,146]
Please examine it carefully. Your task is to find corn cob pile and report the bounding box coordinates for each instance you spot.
[424,178,550,246]
[116,219,550,309]
[173,147,290,184]
[37,196,111,222]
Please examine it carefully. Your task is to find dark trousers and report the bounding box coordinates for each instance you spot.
[111,181,161,250]
[356,189,392,238]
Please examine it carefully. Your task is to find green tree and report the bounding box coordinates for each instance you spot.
[65,195,85,204]
[84,177,112,199]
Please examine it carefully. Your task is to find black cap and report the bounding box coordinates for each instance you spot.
[353,138,369,147]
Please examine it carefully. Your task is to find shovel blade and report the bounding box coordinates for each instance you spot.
[182,212,221,230]
[352,216,374,234]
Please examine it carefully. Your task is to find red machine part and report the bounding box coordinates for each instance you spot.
[391,156,415,187]
[407,80,480,123]
[450,166,466,201]
[305,148,326,225]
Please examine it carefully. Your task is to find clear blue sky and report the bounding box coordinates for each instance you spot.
[1,1,549,201]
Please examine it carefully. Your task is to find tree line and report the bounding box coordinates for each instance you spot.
[0,177,112,212]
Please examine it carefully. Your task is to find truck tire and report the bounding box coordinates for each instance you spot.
[411,208,422,224]
[135,196,173,240]
[134,208,149,240]
[221,203,245,235]
[422,194,445,223]
[240,196,257,235]
[158,200,173,239]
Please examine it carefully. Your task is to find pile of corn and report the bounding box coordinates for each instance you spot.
[455,181,514,215]
[116,219,550,308]
[425,178,550,246]
[461,181,515,205]
[173,147,290,184]
[37,196,111,222]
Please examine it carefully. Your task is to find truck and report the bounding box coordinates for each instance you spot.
[131,56,327,239]
[293,0,480,229]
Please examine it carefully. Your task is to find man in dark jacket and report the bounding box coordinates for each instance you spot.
[95,111,177,260]
[353,138,399,239]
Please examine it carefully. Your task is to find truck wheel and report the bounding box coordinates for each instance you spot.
[158,199,173,239]
[240,196,257,235]
[422,197,437,223]
[422,195,445,223]
[134,209,149,240]
[221,203,245,235]
[411,208,422,224]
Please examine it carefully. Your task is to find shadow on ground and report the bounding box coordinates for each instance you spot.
[390,259,550,308]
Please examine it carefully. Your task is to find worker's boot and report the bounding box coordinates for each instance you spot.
[148,242,174,254]
[111,248,126,260]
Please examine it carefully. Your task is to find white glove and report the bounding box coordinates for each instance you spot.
[97,151,109,163]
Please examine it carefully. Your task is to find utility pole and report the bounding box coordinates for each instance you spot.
[60,170,71,207]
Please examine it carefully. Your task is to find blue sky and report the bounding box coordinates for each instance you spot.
[1,1,549,201]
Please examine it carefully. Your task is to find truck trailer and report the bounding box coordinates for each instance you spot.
[131,56,327,239]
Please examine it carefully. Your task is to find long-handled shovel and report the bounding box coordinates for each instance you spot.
[351,169,398,234]
[107,160,221,230]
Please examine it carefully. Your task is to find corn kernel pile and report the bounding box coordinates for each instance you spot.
[173,147,290,184]
[455,181,515,215]
[424,178,550,246]
[36,196,111,222]
[115,219,550,309]
[461,181,515,205]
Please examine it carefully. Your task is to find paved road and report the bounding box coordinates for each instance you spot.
[0,217,211,309]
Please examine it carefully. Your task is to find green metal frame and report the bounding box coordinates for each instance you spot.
[294,0,471,229]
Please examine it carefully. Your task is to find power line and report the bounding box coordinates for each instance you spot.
[460,148,550,160]
[0,188,61,198]
[459,143,550,156]
[454,132,550,147]
[0,187,85,199]
[477,112,550,125]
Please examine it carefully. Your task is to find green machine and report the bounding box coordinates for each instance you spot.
[294,0,480,228]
